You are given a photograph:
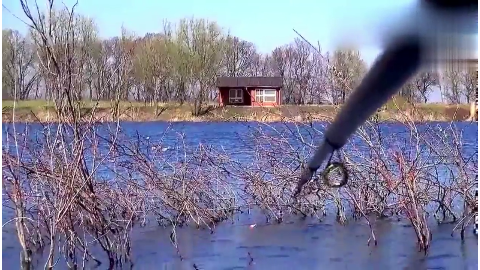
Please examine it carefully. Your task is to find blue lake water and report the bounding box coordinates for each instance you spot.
[2,121,478,269]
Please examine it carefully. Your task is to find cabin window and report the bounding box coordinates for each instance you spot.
[229,89,243,103]
[255,89,276,103]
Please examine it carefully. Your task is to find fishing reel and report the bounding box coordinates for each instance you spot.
[320,161,348,188]
[315,151,349,188]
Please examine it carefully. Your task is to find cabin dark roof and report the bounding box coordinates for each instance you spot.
[216,77,283,88]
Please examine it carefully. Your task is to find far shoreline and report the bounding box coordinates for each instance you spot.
[1,100,475,124]
[2,118,477,125]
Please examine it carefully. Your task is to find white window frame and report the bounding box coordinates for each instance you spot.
[229,88,243,104]
[255,89,277,103]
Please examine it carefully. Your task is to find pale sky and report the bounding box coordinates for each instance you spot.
[2,0,421,64]
[2,0,478,102]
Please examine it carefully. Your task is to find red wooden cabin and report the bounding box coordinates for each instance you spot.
[216,77,283,107]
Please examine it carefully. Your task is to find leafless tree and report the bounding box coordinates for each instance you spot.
[2,29,38,100]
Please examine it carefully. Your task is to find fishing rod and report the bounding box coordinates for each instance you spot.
[293,0,478,195]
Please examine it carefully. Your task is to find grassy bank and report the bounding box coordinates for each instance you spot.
[1,99,473,123]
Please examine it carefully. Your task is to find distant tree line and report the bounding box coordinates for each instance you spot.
[2,7,477,107]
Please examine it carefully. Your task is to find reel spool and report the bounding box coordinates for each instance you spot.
[321,162,349,188]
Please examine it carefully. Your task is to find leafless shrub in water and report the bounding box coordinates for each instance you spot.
[233,109,477,253]
[4,103,477,268]
[3,0,137,268]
